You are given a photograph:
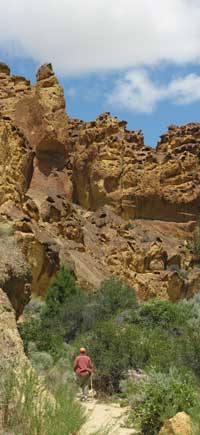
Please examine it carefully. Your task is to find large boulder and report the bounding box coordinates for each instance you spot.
[0,236,32,318]
[0,288,27,431]
[159,412,194,435]
[0,289,27,372]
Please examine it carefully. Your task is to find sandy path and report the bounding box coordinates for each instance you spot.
[79,399,138,435]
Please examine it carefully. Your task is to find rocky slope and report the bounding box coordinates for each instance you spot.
[0,61,200,313]
[0,288,27,430]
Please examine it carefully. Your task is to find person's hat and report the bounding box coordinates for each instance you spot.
[80,347,86,353]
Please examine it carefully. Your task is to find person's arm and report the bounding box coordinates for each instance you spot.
[88,357,93,372]
[74,357,78,372]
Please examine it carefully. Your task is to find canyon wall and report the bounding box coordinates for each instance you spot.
[0,61,200,308]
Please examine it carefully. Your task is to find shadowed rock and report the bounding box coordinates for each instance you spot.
[0,237,32,318]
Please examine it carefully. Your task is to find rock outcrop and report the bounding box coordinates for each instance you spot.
[0,233,31,317]
[0,61,200,303]
[71,115,200,223]
[0,287,29,430]
[0,62,72,211]
[0,288,55,433]
[159,412,194,435]
[0,288,27,372]
[0,118,33,207]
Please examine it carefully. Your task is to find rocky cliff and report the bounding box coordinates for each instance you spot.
[1,61,200,312]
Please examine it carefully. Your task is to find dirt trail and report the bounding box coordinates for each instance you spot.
[79,399,138,435]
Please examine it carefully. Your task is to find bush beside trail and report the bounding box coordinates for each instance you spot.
[121,369,197,435]
[18,267,200,434]
[0,361,85,435]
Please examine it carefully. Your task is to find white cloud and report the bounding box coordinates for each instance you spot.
[0,0,200,75]
[167,74,200,104]
[107,71,200,113]
[66,87,76,98]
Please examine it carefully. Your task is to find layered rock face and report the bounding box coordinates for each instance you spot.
[0,118,33,207]
[0,61,200,306]
[0,288,27,371]
[72,115,200,222]
[0,287,29,430]
[0,234,31,318]
[0,62,71,209]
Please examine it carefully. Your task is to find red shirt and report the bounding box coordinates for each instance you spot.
[74,354,93,376]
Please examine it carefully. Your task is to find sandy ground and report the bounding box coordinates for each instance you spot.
[79,399,138,435]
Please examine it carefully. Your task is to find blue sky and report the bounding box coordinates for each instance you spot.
[0,0,200,147]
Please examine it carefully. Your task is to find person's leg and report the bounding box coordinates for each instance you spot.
[75,375,84,399]
[82,374,90,400]
[79,376,85,400]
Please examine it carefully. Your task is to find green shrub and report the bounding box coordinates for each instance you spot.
[140,327,182,371]
[81,278,137,331]
[29,351,54,375]
[77,315,200,394]
[19,267,89,357]
[18,316,65,358]
[0,364,85,435]
[122,368,198,435]
[45,386,86,435]
[44,266,79,318]
[172,296,200,376]
[18,266,200,410]
[80,319,128,392]
[18,317,42,353]
[46,357,75,389]
[59,290,89,341]
[192,220,200,256]
[23,296,45,318]
[138,299,191,330]
[81,300,103,330]
[188,405,200,435]
[77,321,153,392]
[179,327,200,376]
[19,273,138,359]
[184,294,200,328]
[97,277,137,317]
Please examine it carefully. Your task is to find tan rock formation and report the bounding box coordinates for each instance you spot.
[0,62,72,213]
[0,61,200,302]
[0,288,27,430]
[158,411,194,435]
[0,288,55,432]
[72,116,200,222]
[15,62,72,210]
[0,118,33,206]
[0,234,32,317]
[13,201,197,300]
[0,288,27,371]
[0,61,30,118]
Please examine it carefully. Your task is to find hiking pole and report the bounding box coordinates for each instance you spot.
[90,373,94,400]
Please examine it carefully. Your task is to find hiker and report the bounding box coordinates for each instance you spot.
[74,347,93,401]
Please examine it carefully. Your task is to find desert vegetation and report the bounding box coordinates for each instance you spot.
[17,266,200,434]
[0,361,85,435]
